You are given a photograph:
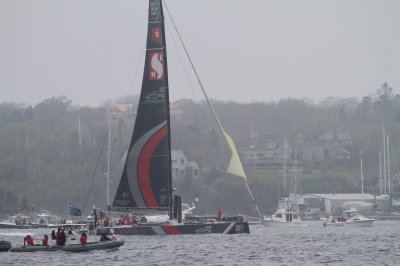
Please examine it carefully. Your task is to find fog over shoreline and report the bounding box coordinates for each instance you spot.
[1,0,399,106]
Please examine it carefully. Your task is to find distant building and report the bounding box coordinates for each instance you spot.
[239,130,302,172]
[171,150,199,180]
[170,103,184,121]
[105,104,136,128]
[296,129,352,161]
[299,193,389,214]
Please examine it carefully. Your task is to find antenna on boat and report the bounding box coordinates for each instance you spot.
[163,0,263,221]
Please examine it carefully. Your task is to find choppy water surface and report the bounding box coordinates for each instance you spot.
[1,220,399,265]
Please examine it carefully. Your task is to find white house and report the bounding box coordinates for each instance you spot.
[171,150,199,180]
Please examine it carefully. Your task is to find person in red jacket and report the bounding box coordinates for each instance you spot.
[217,208,222,222]
[56,227,61,245]
[80,232,88,244]
[42,234,49,246]
[24,235,34,246]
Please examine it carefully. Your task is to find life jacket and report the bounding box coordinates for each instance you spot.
[26,238,34,246]
[80,235,87,244]
[42,236,48,246]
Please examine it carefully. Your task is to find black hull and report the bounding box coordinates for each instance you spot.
[97,221,250,235]
[9,240,124,252]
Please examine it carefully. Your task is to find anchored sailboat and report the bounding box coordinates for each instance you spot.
[101,0,251,235]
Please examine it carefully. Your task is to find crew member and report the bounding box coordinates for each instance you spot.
[217,208,222,222]
[42,234,49,246]
[100,233,111,242]
[60,229,66,246]
[56,227,61,245]
[24,235,34,246]
[80,232,88,244]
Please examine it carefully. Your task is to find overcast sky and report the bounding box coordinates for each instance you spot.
[1,0,399,106]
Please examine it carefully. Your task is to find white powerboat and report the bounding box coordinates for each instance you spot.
[263,198,307,227]
[323,208,374,227]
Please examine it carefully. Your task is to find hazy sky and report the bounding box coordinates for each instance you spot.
[1,0,399,106]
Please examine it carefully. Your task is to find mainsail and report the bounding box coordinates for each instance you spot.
[112,0,172,211]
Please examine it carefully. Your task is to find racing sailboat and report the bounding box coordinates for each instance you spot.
[103,0,251,235]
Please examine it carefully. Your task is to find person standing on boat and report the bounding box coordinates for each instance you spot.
[80,233,88,244]
[118,215,126,225]
[42,235,48,246]
[51,230,56,240]
[56,227,61,245]
[15,215,21,225]
[59,229,66,246]
[217,208,222,222]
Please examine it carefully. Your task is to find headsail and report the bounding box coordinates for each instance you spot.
[112,0,172,211]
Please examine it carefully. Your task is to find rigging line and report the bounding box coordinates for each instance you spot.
[82,132,107,214]
[164,12,226,166]
[163,1,223,131]
[164,18,198,102]
[128,44,146,97]
[163,0,263,221]
[163,1,227,156]
[389,144,399,175]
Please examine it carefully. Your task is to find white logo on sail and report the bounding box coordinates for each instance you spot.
[144,87,167,103]
[149,52,164,80]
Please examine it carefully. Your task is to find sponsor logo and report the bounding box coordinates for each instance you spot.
[122,192,129,199]
[144,87,167,103]
[235,224,244,233]
[195,225,212,234]
[149,52,164,80]
[152,27,162,41]
[150,1,160,20]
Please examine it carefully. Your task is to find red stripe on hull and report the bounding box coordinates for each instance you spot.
[161,225,182,235]
[138,124,168,207]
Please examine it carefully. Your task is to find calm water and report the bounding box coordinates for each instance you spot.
[1,220,399,265]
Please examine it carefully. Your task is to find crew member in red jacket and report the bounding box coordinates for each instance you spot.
[56,227,61,245]
[42,234,49,246]
[80,233,88,244]
[24,235,34,246]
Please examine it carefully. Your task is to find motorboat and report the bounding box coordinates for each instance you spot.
[0,214,43,229]
[323,208,374,227]
[263,198,307,227]
[342,201,374,214]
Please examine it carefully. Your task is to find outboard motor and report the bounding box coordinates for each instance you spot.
[0,241,11,252]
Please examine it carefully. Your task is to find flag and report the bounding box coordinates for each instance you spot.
[69,202,81,216]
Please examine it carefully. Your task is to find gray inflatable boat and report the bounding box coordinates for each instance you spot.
[9,239,124,252]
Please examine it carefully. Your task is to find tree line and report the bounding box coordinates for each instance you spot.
[0,83,399,217]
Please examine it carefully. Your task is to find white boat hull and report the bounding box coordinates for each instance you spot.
[323,219,374,227]
[263,219,307,227]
